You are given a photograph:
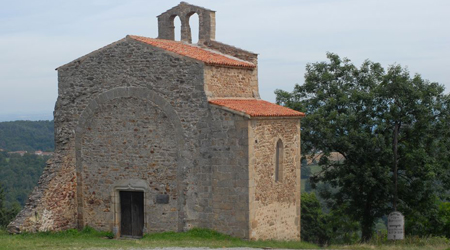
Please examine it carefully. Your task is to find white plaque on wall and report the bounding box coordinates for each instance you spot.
[387,211,404,240]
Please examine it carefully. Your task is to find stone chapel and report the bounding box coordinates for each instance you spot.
[8,2,305,240]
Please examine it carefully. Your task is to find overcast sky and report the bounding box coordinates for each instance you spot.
[1,0,449,121]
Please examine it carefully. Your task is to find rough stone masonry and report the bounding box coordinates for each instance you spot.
[8,2,305,240]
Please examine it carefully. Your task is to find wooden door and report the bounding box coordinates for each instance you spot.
[120,191,144,237]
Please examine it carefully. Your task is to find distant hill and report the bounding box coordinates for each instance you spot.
[0,120,54,152]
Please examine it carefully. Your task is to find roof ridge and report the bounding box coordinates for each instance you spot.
[202,40,258,56]
[209,97,261,100]
[197,45,256,65]
[129,35,256,69]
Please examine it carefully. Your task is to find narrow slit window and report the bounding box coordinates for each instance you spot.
[275,139,284,182]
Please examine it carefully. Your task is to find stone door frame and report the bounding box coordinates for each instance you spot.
[112,179,149,238]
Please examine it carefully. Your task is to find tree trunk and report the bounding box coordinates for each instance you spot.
[361,199,374,242]
[393,123,399,211]
[361,217,374,242]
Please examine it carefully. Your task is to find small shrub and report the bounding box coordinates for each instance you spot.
[104,231,114,239]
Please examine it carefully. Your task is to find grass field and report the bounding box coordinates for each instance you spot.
[0,228,449,250]
[0,227,318,250]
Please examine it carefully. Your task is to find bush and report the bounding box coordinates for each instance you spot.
[301,192,329,245]
[301,192,360,246]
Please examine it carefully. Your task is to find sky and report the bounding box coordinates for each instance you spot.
[1,0,449,121]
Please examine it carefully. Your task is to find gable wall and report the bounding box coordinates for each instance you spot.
[9,37,214,234]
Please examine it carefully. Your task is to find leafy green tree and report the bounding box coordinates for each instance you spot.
[277,53,450,241]
[301,192,359,245]
[301,192,329,245]
[377,65,450,238]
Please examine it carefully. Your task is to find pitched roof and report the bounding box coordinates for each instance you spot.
[129,35,255,69]
[209,99,305,118]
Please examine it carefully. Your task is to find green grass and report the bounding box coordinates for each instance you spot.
[0,227,318,250]
[1,227,449,250]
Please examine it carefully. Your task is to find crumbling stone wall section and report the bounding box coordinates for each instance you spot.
[207,107,250,238]
[7,154,77,233]
[204,66,258,99]
[248,119,301,240]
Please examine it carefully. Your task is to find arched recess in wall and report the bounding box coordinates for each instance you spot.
[275,139,284,183]
[188,12,199,44]
[173,15,182,41]
[74,87,187,231]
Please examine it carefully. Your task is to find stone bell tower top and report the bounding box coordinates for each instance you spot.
[157,2,216,44]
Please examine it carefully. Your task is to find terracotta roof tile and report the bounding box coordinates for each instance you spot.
[209,99,305,118]
[129,35,255,68]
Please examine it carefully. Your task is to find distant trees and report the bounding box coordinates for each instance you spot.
[0,182,20,228]
[0,120,54,228]
[276,53,450,241]
[0,151,49,208]
[0,120,54,152]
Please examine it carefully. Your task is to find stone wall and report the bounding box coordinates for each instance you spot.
[202,40,259,99]
[80,96,178,233]
[208,107,250,238]
[248,119,301,240]
[204,66,258,99]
